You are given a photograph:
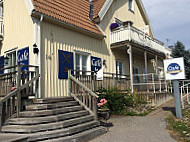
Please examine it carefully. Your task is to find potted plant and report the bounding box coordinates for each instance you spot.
[98,99,110,120]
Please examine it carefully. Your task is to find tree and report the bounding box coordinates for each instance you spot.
[171,41,190,79]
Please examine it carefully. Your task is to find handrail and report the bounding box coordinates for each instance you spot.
[0,65,38,72]
[0,65,40,131]
[180,82,190,109]
[69,75,98,98]
[69,72,99,120]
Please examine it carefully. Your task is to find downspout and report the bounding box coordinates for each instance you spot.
[37,15,43,98]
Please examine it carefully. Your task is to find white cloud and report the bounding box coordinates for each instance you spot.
[142,0,190,48]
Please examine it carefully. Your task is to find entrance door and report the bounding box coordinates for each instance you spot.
[133,66,140,90]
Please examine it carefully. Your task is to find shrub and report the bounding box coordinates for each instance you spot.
[97,88,134,114]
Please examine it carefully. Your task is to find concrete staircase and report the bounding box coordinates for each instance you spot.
[1,97,106,142]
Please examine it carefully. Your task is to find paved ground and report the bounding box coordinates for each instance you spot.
[91,100,176,142]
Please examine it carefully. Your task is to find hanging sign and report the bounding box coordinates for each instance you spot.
[91,56,102,72]
[96,67,104,80]
[58,50,74,79]
[0,56,4,74]
[17,47,29,72]
[164,57,186,80]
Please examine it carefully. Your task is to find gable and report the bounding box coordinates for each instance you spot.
[99,0,154,37]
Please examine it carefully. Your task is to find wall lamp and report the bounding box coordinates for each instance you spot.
[33,43,39,54]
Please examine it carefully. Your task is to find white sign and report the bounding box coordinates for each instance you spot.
[96,68,103,80]
[164,57,186,80]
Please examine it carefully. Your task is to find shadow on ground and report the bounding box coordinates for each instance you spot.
[162,106,176,116]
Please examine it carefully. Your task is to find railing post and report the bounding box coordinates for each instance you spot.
[180,86,184,109]
[0,102,2,132]
[187,85,190,104]
[152,74,155,93]
[93,97,98,120]
[159,80,161,93]
[17,66,21,118]
[68,70,71,96]
[35,67,39,98]
[93,72,97,92]
[165,80,168,92]
[112,74,115,87]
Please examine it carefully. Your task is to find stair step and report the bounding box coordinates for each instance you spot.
[42,126,106,142]
[19,106,83,117]
[0,134,28,142]
[33,97,74,104]
[28,121,100,142]
[2,115,94,133]
[8,110,89,125]
[26,101,79,111]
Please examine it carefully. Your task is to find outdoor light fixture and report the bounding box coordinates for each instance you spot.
[103,59,106,66]
[33,43,39,54]
[4,55,9,65]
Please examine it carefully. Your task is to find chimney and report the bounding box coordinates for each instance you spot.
[89,0,94,21]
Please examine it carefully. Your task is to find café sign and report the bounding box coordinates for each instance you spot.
[164,57,186,80]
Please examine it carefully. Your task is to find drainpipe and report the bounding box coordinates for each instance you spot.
[35,15,43,98]
[127,45,133,93]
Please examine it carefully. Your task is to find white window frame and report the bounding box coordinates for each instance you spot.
[74,51,91,75]
[116,60,125,75]
[128,0,135,12]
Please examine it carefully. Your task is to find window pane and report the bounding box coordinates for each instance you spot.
[76,54,80,71]
[82,55,87,71]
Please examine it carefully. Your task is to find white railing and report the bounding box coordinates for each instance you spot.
[0,16,3,37]
[180,83,190,109]
[110,26,168,54]
[133,73,172,93]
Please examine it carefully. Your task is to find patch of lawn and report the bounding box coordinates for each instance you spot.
[166,107,190,142]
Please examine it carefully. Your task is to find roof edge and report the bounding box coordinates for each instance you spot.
[24,0,35,15]
[98,0,113,21]
[137,0,155,38]
[32,12,105,40]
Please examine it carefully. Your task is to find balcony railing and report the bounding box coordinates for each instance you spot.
[110,26,168,54]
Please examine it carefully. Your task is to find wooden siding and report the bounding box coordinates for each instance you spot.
[41,21,117,98]
[1,0,34,64]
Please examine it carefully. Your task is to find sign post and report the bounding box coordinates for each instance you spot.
[173,80,183,118]
[164,57,186,119]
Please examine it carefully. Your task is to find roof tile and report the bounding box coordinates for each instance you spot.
[32,0,106,36]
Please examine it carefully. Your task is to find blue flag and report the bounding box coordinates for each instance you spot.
[17,47,29,72]
[58,50,74,79]
[0,56,4,74]
[91,56,102,72]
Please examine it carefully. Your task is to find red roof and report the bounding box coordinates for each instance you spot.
[32,0,106,36]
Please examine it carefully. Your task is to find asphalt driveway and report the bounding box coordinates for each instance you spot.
[91,100,176,142]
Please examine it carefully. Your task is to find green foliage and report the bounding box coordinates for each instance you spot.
[98,88,134,114]
[167,108,190,141]
[171,41,190,79]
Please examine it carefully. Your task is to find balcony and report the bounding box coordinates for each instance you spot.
[110,26,170,54]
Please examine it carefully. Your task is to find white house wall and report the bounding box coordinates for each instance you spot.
[1,0,34,65]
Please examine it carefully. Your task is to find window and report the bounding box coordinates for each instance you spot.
[75,51,90,75]
[116,60,124,75]
[6,51,16,73]
[128,0,134,12]
[142,66,146,83]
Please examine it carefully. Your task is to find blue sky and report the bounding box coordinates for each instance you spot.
[142,0,190,49]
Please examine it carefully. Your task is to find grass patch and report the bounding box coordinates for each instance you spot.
[166,107,190,142]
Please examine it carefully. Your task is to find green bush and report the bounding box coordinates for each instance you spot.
[97,88,134,114]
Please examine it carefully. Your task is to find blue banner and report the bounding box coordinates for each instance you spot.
[0,56,4,74]
[58,50,74,79]
[17,47,29,72]
[91,56,102,72]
